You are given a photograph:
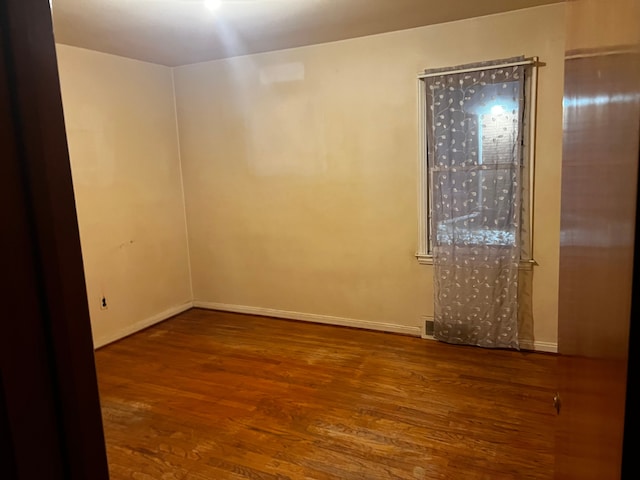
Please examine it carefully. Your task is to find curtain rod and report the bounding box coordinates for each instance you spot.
[418,57,539,79]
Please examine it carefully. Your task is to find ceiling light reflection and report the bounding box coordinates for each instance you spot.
[204,0,223,13]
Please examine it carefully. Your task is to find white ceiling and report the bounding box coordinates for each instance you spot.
[51,0,563,67]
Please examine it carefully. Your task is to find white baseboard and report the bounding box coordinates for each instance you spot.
[193,301,423,337]
[518,340,558,353]
[421,317,557,353]
[96,300,558,354]
[93,301,194,349]
[420,335,557,353]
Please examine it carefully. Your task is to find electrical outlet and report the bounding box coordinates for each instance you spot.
[100,296,108,310]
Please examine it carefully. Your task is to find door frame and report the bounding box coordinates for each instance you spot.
[1,0,109,478]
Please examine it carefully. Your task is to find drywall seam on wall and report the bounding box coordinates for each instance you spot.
[194,301,424,336]
[94,301,194,349]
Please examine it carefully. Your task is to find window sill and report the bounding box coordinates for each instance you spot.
[415,254,537,270]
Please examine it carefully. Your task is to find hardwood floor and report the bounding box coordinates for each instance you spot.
[94,308,557,479]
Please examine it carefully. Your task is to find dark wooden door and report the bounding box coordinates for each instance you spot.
[0,0,109,478]
[556,0,640,478]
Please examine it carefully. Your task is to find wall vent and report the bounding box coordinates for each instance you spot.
[422,316,434,339]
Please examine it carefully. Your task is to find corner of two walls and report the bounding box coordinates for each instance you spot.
[56,44,193,348]
[58,3,566,352]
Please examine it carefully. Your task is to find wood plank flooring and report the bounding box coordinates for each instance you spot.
[94,308,557,480]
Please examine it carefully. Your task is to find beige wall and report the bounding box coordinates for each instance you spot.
[174,4,566,348]
[565,0,640,52]
[56,45,192,348]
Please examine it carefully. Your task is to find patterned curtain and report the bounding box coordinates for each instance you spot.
[425,59,525,349]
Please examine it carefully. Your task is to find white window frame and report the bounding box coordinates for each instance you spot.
[415,57,539,269]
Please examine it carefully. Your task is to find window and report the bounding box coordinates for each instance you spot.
[416,57,538,267]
